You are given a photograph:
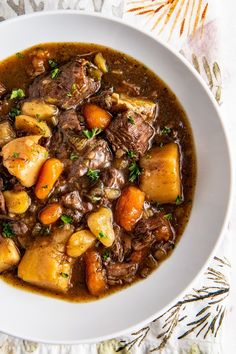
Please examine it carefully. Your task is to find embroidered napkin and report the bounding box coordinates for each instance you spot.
[0,1,231,353]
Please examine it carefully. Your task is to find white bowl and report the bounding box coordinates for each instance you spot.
[0,11,232,344]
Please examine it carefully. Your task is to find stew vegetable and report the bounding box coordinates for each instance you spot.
[0,43,196,301]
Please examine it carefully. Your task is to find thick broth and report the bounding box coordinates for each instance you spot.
[0,43,196,302]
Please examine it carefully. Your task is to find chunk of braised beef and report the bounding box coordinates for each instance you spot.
[68,138,112,178]
[106,110,154,158]
[29,58,101,109]
[106,263,138,285]
[0,82,6,98]
[59,110,81,132]
[100,167,125,189]
[135,213,174,242]
[61,191,93,213]
[8,221,28,235]
[132,233,155,251]
[109,224,124,262]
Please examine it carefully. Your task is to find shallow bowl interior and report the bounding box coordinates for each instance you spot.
[0,11,232,344]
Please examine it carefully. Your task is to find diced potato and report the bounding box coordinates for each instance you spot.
[15,115,51,137]
[0,236,20,273]
[2,135,48,187]
[3,190,31,214]
[0,121,16,147]
[94,52,108,73]
[67,230,96,257]
[18,227,74,293]
[140,143,181,204]
[21,99,58,121]
[110,93,156,120]
[87,207,115,247]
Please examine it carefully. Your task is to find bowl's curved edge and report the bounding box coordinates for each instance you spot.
[0,10,234,345]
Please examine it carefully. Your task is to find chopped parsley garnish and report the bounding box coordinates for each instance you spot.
[164,213,173,221]
[16,52,24,58]
[127,115,135,124]
[103,250,110,261]
[175,195,183,205]
[60,272,69,278]
[87,168,100,181]
[127,150,136,159]
[44,151,49,159]
[71,83,77,92]
[10,88,25,100]
[12,152,20,158]
[48,59,58,69]
[41,226,51,235]
[70,152,78,161]
[66,92,72,97]
[42,185,48,189]
[2,223,15,238]
[160,126,171,136]
[51,67,60,79]
[128,161,141,182]
[60,214,73,224]
[98,231,106,239]
[83,127,102,139]
[35,113,41,119]
[9,107,21,118]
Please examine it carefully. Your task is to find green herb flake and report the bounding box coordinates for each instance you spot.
[2,223,15,238]
[60,214,73,224]
[60,272,69,278]
[9,107,21,118]
[70,152,78,161]
[103,251,110,261]
[160,126,171,136]
[164,213,173,221]
[71,83,77,92]
[44,151,49,159]
[127,150,136,159]
[98,231,106,239]
[10,88,25,100]
[35,113,41,119]
[13,152,20,158]
[83,127,102,139]
[16,52,24,59]
[87,168,100,181]
[175,195,183,205]
[66,92,72,97]
[42,185,48,189]
[48,59,58,69]
[127,115,135,125]
[51,68,60,79]
[128,161,141,182]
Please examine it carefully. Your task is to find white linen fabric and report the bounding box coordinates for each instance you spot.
[0,1,232,353]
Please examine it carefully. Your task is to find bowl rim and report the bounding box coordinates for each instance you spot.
[0,10,234,345]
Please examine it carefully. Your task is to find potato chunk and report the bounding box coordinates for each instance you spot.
[15,115,51,137]
[18,227,74,293]
[2,135,48,187]
[87,207,115,247]
[21,99,58,120]
[0,121,16,147]
[67,230,96,257]
[0,237,20,273]
[3,190,31,214]
[110,93,156,120]
[140,143,181,204]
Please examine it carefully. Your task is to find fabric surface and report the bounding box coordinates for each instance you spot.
[0,1,231,353]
